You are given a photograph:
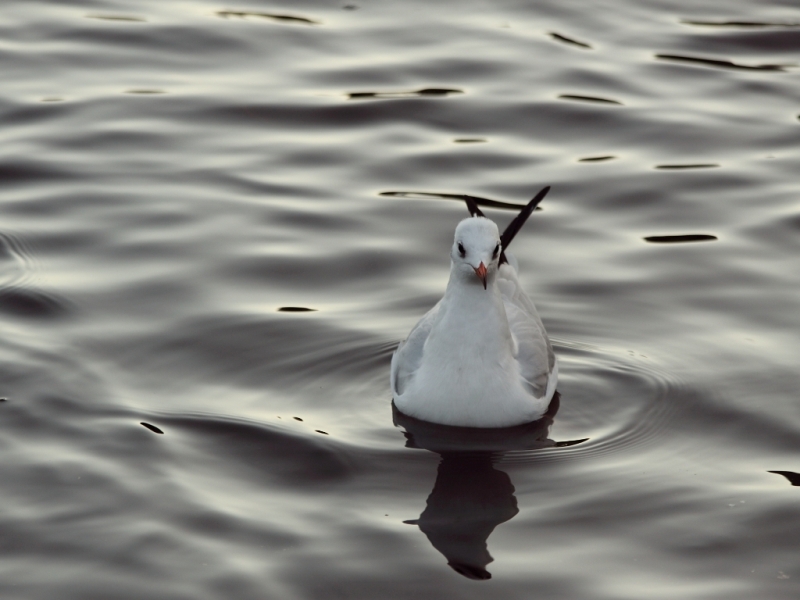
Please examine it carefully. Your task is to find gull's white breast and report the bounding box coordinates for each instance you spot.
[391,260,557,428]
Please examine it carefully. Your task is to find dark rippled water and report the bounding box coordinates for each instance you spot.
[2,0,800,597]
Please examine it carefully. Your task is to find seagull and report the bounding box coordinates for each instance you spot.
[391,186,557,428]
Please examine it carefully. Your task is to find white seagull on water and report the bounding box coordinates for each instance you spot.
[391,186,557,428]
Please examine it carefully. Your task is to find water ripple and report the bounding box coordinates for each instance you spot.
[644,234,718,243]
[347,88,463,100]
[86,14,146,23]
[681,20,800,29]
[215,11,320,25]
[558,94,623,105]
[655,53,792,71]
[655,163,719,169]
[578,155,616,162]
[549,32,592,49]
[0,232,34,287]
[499,343,683,465]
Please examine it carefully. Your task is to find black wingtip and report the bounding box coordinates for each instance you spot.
[498,186,551,263]
[461,195,486,218]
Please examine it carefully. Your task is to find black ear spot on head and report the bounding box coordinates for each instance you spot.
[457,242,466,257]
[493,243,499,258]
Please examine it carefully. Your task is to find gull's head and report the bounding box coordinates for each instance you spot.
[451,217,501,290]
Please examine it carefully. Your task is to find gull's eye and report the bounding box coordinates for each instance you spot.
[493,244,499,258]
[457,242,466,257]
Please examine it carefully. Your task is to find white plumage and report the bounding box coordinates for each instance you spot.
[391,188,557,428]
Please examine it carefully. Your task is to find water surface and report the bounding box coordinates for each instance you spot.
[1,0,800,598]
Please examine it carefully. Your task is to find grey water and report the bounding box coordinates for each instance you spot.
[1,0,799,598]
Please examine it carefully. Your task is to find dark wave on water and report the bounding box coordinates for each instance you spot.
[1,0,800,598]
[644,234,718,243]
[348,88,464,100]
[655,53,791,71]
[558,94,624,105]
[549,32,593,49]
[215,11,321,25]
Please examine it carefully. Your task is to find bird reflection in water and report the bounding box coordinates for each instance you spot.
[394,394,585,580]
[405,452,516,580]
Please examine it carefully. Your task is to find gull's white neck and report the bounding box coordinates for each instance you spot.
[431,263,516,361]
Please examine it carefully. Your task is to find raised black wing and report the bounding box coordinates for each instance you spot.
[499,186,550,264]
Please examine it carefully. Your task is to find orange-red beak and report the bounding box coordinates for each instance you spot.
[474,262,487,289]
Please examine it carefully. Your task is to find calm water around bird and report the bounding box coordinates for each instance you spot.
[1,0,799,598]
